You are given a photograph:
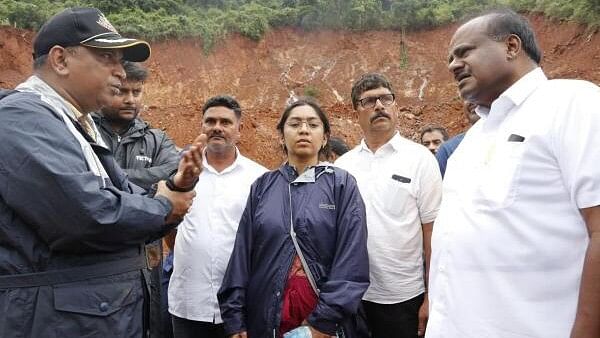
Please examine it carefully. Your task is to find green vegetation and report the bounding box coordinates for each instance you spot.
[303,85,320,98]
[1,0,599,52]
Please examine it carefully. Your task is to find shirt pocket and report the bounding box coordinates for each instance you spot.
[374,174,414,217]
[476,141,526,209]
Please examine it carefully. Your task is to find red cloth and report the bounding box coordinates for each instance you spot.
[279,256,318,336]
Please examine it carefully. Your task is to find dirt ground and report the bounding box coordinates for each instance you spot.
[1,15,599,168]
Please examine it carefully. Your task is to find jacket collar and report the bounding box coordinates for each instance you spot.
[278,162,334,183]
[93,113,149,139]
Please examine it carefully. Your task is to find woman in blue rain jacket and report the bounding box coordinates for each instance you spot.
[219,98,370,338]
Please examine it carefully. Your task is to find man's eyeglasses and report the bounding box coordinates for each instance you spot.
[358,93,395,109]
[285,119,323,130]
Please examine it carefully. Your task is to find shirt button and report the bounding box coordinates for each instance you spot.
[99,302,110,312]
[276,291,281,297]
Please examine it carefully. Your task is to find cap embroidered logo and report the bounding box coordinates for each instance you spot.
[96,13,118,33]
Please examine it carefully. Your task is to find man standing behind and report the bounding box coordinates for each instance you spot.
[326,136,350,162]
[435,101,479,178]
[94,61,180,338]
[168,95,267,338]
[420,125,448,155]
[95,61,179,191]
[427,10,599,338]
[335,73,442,338]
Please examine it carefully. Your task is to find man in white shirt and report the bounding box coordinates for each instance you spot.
[427,9,600,338]
[168,95,267,338]
[335,73,442,338]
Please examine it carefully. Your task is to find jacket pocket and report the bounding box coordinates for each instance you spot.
[53,280,139,316]
[52,279,143,337]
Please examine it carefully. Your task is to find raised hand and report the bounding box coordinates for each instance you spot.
[172,134,207,190]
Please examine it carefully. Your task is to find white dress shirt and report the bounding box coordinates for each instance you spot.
[427,68,600,338]
[336,132,442,303]
[168,149,267,323]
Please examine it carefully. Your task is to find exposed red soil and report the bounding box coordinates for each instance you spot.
[1,15,599,168]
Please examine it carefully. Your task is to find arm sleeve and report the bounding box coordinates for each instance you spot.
[218,183,257,336]
[124,130,180,190]
[435,143,451,178]
[0,99,171,253]
[552,83,600,209]
[417,152,443,224]
[308,172,370,335]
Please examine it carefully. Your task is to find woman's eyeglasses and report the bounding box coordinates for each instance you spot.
[286,119,323,130]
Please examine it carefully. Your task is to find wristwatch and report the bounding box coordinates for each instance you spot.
[165,176,197,192]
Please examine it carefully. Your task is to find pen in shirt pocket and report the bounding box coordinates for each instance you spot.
[507,134,525,142]
[392,174,411,183]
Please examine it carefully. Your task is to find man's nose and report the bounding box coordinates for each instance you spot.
[114,63,126,81]
[212,122,224,131]
[123,92,134,103]
[448,57,462,74]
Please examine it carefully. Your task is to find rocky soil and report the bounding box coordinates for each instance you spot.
[1,15,598,168]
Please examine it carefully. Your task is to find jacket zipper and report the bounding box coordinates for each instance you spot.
[288,183,319,295]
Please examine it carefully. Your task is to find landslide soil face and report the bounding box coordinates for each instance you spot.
[1,15,599,168]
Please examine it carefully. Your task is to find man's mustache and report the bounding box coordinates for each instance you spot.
[370,111,391,123]
[208,131,224,138]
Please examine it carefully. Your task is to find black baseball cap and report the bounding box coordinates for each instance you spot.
[33,7,151,62]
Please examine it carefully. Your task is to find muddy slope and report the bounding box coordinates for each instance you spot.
[1,15,598,168]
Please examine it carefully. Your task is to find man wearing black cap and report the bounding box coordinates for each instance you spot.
[0,7,204,338]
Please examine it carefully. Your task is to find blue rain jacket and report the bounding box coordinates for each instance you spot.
[218,164,370,338]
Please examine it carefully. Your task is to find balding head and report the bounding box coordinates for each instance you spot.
[447,10,540,107]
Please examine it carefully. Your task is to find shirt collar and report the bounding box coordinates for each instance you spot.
[475,67,547,118]
[201,147,241,175]
[359,131,402,154]
[54,90,106,146]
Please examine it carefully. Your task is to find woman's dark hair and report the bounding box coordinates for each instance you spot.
[277,97,331,156]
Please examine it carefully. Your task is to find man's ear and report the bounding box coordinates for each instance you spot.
[235,120,242,141]
[505,34,522,60]
[237,118,243,133]
[47,46,70,76]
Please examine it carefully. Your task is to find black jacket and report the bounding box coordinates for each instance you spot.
[93,114,180,190]
[0,90,174,337]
